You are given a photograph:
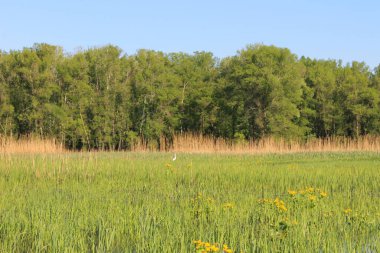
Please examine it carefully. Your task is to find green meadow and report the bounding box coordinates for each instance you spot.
[0,152,379,252]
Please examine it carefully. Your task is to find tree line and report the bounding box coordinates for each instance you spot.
[0,43,379,150]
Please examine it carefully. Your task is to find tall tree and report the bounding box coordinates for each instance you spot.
[0,51,14,136]
[58,52,93,149]
[129,50,180,149]
[302,58,340,137]
[169,51,217,134]
[216,44,308,139]
[337,62,379,136]
[85,46,130,149]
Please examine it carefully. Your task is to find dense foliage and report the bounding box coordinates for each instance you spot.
[0,43,379,149]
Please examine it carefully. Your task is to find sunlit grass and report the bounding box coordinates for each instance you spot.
[0,152,379,252]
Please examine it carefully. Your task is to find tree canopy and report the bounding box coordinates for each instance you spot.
[0,43,379,149]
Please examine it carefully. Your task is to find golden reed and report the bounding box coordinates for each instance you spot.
[1,134,380,154]
[132,134,380,153]
[0,137,65,154]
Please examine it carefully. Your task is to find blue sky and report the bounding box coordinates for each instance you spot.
[1,0,379,68]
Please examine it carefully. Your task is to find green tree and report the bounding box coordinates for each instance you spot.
[84,46,130,149]
[129,50,180,149]
[337,62,379,136]
[0,51,14,136]
[58,52,93,149]
[5,44,63,136]
[216,44,308,139]
[302,58,340,137]
[169,51,217,134]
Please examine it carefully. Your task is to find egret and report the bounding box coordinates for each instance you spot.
[172,153,177,161]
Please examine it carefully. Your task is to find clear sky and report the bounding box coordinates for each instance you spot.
[1,0,379,68]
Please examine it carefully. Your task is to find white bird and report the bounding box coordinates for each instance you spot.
[172,153,177,161]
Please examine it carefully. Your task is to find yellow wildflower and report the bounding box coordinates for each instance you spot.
[343,208,352,215]
[288,190,297,196]
[308,195,317,201]
[221,243,234,253]
[319,191,328,198]
[279,205,287,212]
[274,198,287,212]
[210,245,219,252]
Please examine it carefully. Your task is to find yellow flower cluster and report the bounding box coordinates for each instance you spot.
[274,197,287,212]
[258,198,287,212]
[193,240,219,252]
[193,240,234,253]
[288,187,328,199]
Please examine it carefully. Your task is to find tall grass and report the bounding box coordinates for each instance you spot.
[0,152,379,252]
[135,134,380,153]
[2,134,380,153]
[0,136,64,154]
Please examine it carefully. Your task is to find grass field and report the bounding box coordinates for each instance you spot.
[0,152,379,252]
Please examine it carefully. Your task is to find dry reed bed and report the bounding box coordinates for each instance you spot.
[136,134,380,153]
[0,137,65,154]
[1,135,380,154]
